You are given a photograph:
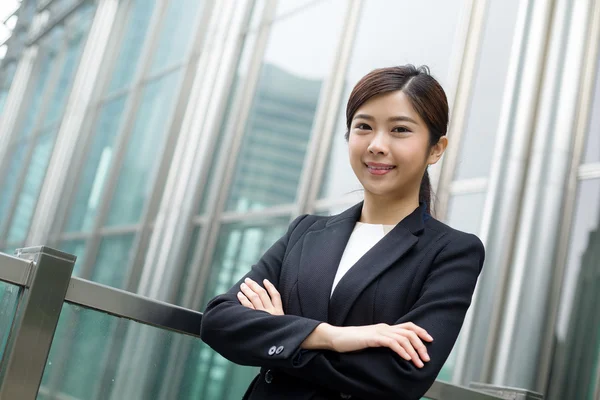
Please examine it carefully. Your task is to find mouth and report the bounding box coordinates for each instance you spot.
[365,162,396,175]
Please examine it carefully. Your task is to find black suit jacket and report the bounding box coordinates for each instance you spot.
[200,202,485,400]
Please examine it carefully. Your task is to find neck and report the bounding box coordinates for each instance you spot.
[360,192,420,225]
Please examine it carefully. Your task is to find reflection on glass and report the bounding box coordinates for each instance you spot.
[446,191,486,234]
[0,281,20,362]
[149,0,203,73]
[319,0,465,200]
[583,62,600,164]
[58,239,87,276]
[553,179,600,400]
[90,234,134,288]
[224,0,347,212]
[175,227,201,306]
[65,97,126,232]
[184,219,289,399]
[107,0,157,94]
[455,0,520,179]
[7,128,57,243]
[105,71,182,227]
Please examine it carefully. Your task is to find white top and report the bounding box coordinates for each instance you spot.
[331,222,395,296]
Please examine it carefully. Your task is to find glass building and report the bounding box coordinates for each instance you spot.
[0,0,599,399]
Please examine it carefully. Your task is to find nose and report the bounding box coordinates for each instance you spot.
[367,131,389,155]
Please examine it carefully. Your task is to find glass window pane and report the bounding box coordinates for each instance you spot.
[583,59,600,164]
[446,191,487,234]
[149,0,204,73]
[0,142,27,224]
[553,178,600,400]
[192,218,288,398]
[0,281,21,362]
[38,303,209,400]
[64,96,127,233]
[7,128,57,243]
[107,0,157,94]
[105,71,182,227]
[175,226,201,306]
[17,28,64,141]
[90,233,134,288]
[0,61,17,116]
[58,239,87,276]
[455,0,520,179]
[224,0,347,212]
[319,0,467,200]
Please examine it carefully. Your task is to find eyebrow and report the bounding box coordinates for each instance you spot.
[353,114,419,124]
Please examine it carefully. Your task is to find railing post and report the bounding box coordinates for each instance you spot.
[0,246,76,400]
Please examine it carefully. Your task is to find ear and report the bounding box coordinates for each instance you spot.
[427,136,448,165]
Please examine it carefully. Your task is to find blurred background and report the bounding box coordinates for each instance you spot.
[0,0,598,399]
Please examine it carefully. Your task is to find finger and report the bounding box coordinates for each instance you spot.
[378,333,411,361]
[400,322,434,342]
[244,278,273,308]
[263,280,282,309]
[404,330,430,363]
[237,292,255,309]
[397,335,424,368]
[240,282,265,310]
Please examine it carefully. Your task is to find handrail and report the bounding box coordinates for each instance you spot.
[0,251,34,287]
[64,276,202,338]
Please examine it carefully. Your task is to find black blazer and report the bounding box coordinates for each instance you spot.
[200,202,485,400]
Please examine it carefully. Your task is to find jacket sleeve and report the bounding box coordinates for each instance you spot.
[282,233,485,400]
[199,214,322,369]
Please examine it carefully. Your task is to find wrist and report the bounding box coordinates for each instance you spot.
[302,323,337,351]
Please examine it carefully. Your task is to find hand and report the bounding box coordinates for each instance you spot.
[237,277,284,316]
[305,322,433,368]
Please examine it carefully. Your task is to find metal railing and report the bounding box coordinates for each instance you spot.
[0,247,542,400]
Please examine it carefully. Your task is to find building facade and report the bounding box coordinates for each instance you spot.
[0,0,598,399]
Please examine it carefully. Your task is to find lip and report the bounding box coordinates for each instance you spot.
[365,162,396,175]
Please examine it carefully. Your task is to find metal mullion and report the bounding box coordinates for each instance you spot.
[58,231,91,241]
[298,0,362,216]
[540,0,600,393]
[0,37,69,244]
[184,0,278,313]
[433,0,489,221]
[47,0,136,244]
[449,178,488,195]
[220,204,294,223]
[73,0,170,285]
[142,60,187,83]
[97,224,140,236]
[579,162,600,179]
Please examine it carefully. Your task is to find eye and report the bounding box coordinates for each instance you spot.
[355,123,372,130]
[391,126,411,134]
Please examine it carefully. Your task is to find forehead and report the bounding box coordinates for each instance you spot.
[354,90,421,120]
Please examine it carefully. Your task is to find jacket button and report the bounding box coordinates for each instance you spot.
[340,393,352,399]
[275,345,284,354]
[265,369,273,384]
[268,346,277,356]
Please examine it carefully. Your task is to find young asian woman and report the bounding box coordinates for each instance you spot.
[200,65,485,400]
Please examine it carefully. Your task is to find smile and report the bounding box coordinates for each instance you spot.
[365,163,396,175]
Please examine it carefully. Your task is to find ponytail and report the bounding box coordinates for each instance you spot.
[419,169,432,214]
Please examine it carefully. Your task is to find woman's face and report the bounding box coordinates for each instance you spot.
[348,90,444,201]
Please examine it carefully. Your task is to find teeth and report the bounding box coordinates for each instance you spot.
[369,166,394,170]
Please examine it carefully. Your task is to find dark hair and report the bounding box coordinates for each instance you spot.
[345,65,449,214]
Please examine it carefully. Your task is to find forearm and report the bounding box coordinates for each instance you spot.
[300,322,336,350]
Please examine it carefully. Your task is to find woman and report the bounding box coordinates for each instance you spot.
[200,65,485,400]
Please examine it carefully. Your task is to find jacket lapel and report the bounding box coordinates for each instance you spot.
[328,203,426,326]
[296,203,363,322]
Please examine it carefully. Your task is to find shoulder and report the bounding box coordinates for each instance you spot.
[424,217,485,263]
